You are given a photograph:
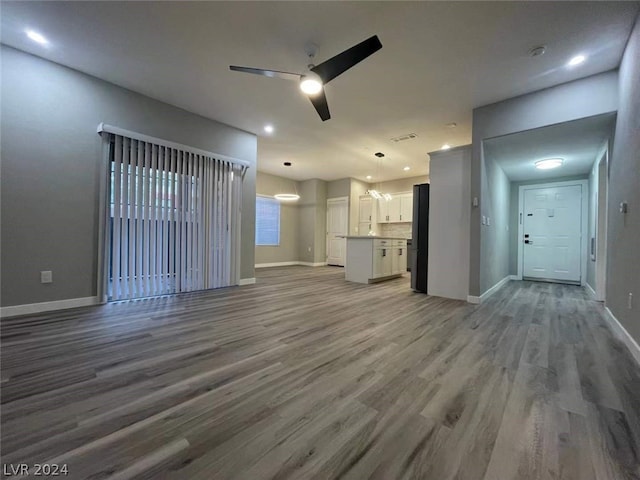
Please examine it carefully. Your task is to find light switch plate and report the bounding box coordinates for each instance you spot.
[41,270,53,284]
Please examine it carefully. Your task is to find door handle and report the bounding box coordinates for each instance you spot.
[382,249,386,257]
[399,248,403,255]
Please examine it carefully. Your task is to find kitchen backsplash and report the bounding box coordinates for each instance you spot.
[380,223,412,239]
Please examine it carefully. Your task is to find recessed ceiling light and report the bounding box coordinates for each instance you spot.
[441,144,451,150]
[366,175,372,180]
[264,125,274,134]
[535,158,564,170]
[567,55,586,67]
[25,29,48,45]
[445,122,457,128]
[403,166,410,171]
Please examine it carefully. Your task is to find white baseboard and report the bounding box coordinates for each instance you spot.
[509,275,519,281]
[585,282,597,300]
[255,261,299,268]
[0,296,100,318]
[467,275,511,305]
[239,278,256,286]
[603,306,640,366]
[255,261,326,268]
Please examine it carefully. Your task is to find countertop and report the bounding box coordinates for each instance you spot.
[341,236,409,240]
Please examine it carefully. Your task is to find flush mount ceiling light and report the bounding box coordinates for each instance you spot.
[567,54,586,67]
[264,124,274,134]
[274,193,300,201]
[366,175,372,180]
[26,29,48,45]
[441,144,451,150]
[535,158,564,170]
[403,166,410,171]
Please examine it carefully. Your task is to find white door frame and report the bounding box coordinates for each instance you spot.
[595,148,609,301]
[326,196,349,265]
[517,179,588,284]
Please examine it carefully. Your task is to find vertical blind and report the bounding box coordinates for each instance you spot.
[103,128,246,301]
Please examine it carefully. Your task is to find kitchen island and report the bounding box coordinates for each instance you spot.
[343,236,408,284]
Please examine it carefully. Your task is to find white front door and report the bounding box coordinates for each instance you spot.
[522,184,583,283]
[327,197,349,266]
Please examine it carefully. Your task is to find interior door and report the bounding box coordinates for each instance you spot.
[522,184,582,283]
[327,198,349,266]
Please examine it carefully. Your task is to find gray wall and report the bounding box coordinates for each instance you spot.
[298,179,327,264]
[428,146,471,300]
[372,175,429,193]
[327,178,351,199]
[471,71,619,295]
[1,46,257,306]
[480,150,511,292]
[508,174,590,276]
[608,16,640,343]
[255,172,299,265]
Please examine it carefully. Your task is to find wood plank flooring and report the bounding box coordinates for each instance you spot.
[1,266,639,479]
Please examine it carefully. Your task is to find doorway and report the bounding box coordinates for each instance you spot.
[518,180,588,284]
[326,197,349,266]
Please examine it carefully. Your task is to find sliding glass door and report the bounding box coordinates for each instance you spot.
[102,130,245,301]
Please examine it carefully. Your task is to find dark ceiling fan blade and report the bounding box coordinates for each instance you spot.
[229,66,301,81]
[309,88,331,121]
[310,35,382,84]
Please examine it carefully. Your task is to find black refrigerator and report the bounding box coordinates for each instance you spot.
[410,183,429,293]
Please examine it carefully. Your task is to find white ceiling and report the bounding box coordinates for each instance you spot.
[1,1,637,182]
[483,113,616,182]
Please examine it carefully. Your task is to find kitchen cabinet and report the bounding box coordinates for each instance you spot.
[344,237,407,283]
[400,194,413,222]
[377,192,412,223]
[359,196,373,223]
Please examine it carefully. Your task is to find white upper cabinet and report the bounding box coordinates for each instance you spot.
[377,192,412,223]
[400,194,413,223]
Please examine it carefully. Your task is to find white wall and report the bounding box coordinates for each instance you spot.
[427,146,471,300]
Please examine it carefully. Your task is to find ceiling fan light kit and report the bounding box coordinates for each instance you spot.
[230,35,382,121]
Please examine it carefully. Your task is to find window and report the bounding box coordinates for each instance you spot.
[256,196,280,246]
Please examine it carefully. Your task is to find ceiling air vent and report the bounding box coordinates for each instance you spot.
[391,133,417,143]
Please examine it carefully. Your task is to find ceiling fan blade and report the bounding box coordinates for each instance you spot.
[229,66,301,81]
[310,35,382,84]
[309,88,331,121]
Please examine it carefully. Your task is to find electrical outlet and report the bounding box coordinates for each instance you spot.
[41,270,53,284]
[629,293,633,310]
[308,246,311,252]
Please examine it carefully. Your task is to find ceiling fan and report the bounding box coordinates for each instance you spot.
[230,35,382,121]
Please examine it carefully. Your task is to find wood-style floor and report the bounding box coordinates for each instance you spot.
[1,267,639,479]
